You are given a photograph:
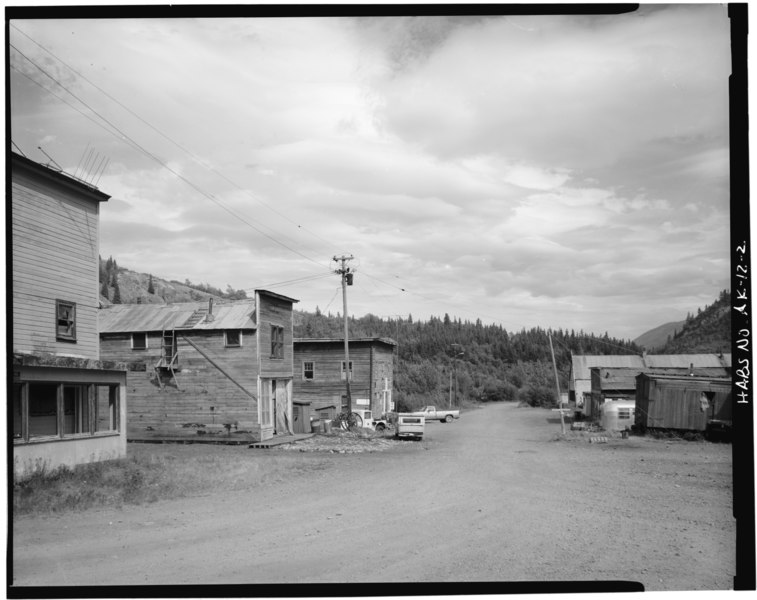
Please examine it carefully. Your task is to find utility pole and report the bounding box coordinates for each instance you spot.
[451,344,463,408]
[334,255,354,414]
[548,331,566,434]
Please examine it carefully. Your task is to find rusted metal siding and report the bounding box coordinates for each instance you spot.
[12,160,105,360]
[635,374,732,432]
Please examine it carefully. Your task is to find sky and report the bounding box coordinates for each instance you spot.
[8,4,735,341]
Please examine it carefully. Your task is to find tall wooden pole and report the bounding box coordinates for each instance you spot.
[334,255,353,413]
[548,332,565,434]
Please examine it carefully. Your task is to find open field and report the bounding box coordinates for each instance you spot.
[11,402,736,592]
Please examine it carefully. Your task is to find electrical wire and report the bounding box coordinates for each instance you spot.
[10,43,333,273]
[10,24,341,264]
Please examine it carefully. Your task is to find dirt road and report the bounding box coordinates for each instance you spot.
[11,403,735,591]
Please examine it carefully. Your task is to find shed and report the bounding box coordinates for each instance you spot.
[634,373,732,432]
[293,338,396,418]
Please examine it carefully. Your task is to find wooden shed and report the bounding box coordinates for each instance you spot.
[634,373,732,432]
[293,338,396,419]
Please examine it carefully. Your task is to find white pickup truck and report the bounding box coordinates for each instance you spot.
[395,414,425,440]
[409,405,460,423]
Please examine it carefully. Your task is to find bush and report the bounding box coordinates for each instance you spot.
[520,385,557,408]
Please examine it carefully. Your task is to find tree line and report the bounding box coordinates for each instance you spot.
[294,309,643,411]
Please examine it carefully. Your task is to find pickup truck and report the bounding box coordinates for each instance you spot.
[395,413,425,440]
[409,405,460,423]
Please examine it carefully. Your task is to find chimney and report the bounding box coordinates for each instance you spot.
[205,298,215,322]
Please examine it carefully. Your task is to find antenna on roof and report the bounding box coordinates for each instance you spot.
[74,143,92,179]
[37,146,62,171]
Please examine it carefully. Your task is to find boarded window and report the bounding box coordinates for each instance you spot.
[132,333,147,350]
[270,325,284,359]
[225,330,242,347]
[56,300,76,342]
[303,361,314,380]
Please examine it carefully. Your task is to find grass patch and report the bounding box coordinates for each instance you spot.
[13,443,333,516]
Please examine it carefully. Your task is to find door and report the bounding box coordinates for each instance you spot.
[274,379,293,436]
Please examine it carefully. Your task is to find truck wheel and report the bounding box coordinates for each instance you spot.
[375,423,386,432]
[444,414,453,423]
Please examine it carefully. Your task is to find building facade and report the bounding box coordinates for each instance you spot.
[11,152,128,477]
[293,337,396,420]
[98,291,297,442]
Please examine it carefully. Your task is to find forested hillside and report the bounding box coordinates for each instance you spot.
[99,256,247,305]
[657,289,731,354]
[96,258,729,412]
[294,309,642,411]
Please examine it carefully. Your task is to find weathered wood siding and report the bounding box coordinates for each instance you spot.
[635,375,732,432]
[256,292,294,379]
[12,168,101,359]
[100,330,259,437]
[293,341,395,416]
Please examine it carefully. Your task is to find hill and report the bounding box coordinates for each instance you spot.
[656,290,731,354]
[633,320,686,351]
[98,256,247,305]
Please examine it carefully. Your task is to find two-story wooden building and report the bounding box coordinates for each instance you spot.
[11,152,128,478]
[292,337,396,422]
[98,291,298,442]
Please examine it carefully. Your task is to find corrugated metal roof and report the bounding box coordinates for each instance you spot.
[99,300,256,333]
[572,353,731,381]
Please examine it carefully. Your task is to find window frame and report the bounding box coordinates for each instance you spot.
[341,360,353,381]
[302,361,315,381]
[270,325,284,359]
[55,299,77,342]
[131,332,148,350]
[260,380,273,427]
[225,330,242,348]
[13,381,121,443]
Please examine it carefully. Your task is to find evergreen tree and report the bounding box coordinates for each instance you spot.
[112,274,122,304]
[147,274,155,295]
[100,281,109,300]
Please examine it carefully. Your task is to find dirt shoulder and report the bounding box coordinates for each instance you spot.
[11,403,736,591]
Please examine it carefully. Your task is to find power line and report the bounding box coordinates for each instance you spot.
[10,25,341,264]
[11,44,333,273]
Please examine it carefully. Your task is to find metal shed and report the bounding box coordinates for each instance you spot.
[634,373,732,432]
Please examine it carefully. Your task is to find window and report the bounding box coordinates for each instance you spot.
[132,333,147,350]
[303,361,314,381]
[14,382,121,442]
[63,385,89,435]
[56,300,76,341]
[225,330,242,347]
[341,361,353,381]
[29,383,59,437]
[270,325,284,359]
[260,380,272,426]
[96,385,119,432]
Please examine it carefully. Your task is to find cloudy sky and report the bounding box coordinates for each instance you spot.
[9,5,734,340]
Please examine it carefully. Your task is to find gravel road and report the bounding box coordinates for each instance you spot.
[11,402,736,591]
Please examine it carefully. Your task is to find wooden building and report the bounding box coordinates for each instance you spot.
[293,338,396,421]
[99,290,298,442]
[571,353,731,419]
[634,373,732,433]
[11,152,128,478]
